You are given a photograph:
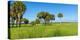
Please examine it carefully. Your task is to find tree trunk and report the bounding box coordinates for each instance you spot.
[16,19,17,27]
[11,18,13,27]
[13,19,14,27]
[19,18,21,27]
[44,20,46,25]
[12,18,14,27]
[20,16,22,27]
[60,18,61,24]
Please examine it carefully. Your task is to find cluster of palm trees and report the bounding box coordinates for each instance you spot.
[30,12,63,25]
[9,1,63,27]
[9,1,26,27]
[37,12,55,24]
[36,12,63,24]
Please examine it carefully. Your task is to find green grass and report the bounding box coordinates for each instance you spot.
[9,22,78,39]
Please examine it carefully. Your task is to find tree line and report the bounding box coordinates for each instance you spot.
[9,1,63,27]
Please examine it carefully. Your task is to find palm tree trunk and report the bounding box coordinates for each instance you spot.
[13,19,14,27]
[11,18,13,27]
[19,18,21,27]
[60,18,61,24]
[16,20,17,27]
[17,17,19,27]
[16,18,18,27]
[44,20,46,25]
[19,16,21,27]
[20,16,22,27]
[12,18,14,27]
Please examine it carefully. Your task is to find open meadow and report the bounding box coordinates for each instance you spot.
[10,22,78,39]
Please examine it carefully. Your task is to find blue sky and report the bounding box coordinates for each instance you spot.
[22,1,78,22]
[10,1,78,22]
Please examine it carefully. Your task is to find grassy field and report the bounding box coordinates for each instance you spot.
[9,22,78,39]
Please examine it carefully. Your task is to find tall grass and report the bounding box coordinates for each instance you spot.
[9,22,78,39]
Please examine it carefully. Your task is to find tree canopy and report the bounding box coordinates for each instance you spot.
[58,13,63,18]
[10,1,26,27]
[37,12,55,24]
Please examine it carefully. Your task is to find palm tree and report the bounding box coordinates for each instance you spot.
[10,4,16,27]
[57,13,63,24]
[37,12,49,24]
[50,14,55,23]
[11,1,26,27]
[37,12,55,24]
